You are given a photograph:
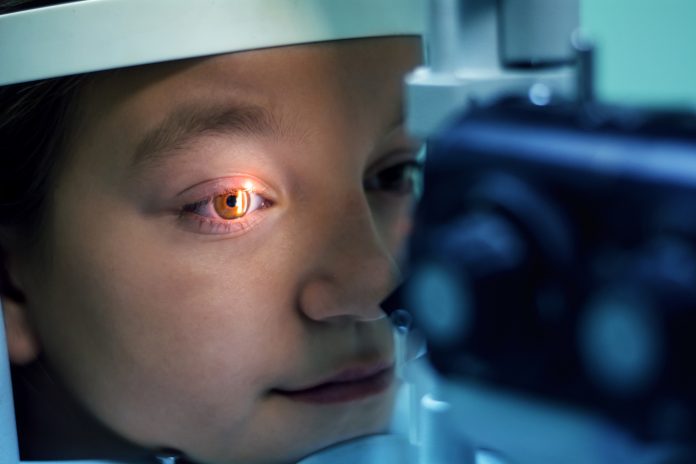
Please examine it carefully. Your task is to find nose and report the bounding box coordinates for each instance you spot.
[298,193,402,323]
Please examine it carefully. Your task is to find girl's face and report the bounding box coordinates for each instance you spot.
[5,38,422,463]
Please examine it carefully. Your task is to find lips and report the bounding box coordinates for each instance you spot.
[275,362,394,404]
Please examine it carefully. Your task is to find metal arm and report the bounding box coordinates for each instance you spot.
[406,0,579,138]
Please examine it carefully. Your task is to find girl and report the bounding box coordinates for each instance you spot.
[0,0,424,462]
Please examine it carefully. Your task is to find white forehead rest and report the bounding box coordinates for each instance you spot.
[0,0,425,86]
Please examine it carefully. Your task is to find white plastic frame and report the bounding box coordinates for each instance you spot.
[0,0,425,86]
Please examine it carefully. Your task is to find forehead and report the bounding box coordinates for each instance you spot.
[70,38,421,168]
[79,38,421,125]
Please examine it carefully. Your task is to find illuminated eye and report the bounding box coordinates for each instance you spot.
[213,190,251,220]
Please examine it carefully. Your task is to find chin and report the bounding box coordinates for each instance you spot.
[182,384,397,464]
[294,385,398,461]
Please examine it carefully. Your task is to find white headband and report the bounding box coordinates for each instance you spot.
[0,0,424,86]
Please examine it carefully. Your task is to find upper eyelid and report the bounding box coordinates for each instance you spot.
[365,148,421,177]
[366,152,423,180]
[175,175,273,200]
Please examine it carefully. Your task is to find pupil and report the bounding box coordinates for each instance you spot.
[226,194,237,208]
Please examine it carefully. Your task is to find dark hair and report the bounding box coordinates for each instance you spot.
[0,0,88,298]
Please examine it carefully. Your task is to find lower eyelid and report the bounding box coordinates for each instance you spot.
[178,197,272,236]
[179,211,264,235]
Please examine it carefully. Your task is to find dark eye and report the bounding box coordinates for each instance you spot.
[364,160,423,196]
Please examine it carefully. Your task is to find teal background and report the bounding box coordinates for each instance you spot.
[581,0,696,107]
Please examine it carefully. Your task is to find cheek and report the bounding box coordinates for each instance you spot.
[28,188,307,447]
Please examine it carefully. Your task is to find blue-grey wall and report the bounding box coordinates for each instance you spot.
[582,0,696,107]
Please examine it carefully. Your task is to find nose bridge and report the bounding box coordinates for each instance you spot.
[299,189,400,322]
[334,192,400,283]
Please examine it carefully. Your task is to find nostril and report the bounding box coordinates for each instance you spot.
[298,199,403,322]
[380,284,404,317]
[299,264,397,323]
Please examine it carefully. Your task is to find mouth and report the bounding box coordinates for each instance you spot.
[274,362,395,404]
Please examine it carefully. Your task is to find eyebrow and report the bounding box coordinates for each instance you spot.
[131,103,281,169]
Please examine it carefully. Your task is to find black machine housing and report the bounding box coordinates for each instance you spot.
[404,96,696,444]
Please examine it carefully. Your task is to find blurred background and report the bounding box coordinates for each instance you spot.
[406,0,696,464]
[583,0,696,107]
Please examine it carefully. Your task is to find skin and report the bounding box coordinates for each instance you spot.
[2,37,422,463]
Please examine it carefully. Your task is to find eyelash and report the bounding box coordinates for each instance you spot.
[179,187,272,235]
